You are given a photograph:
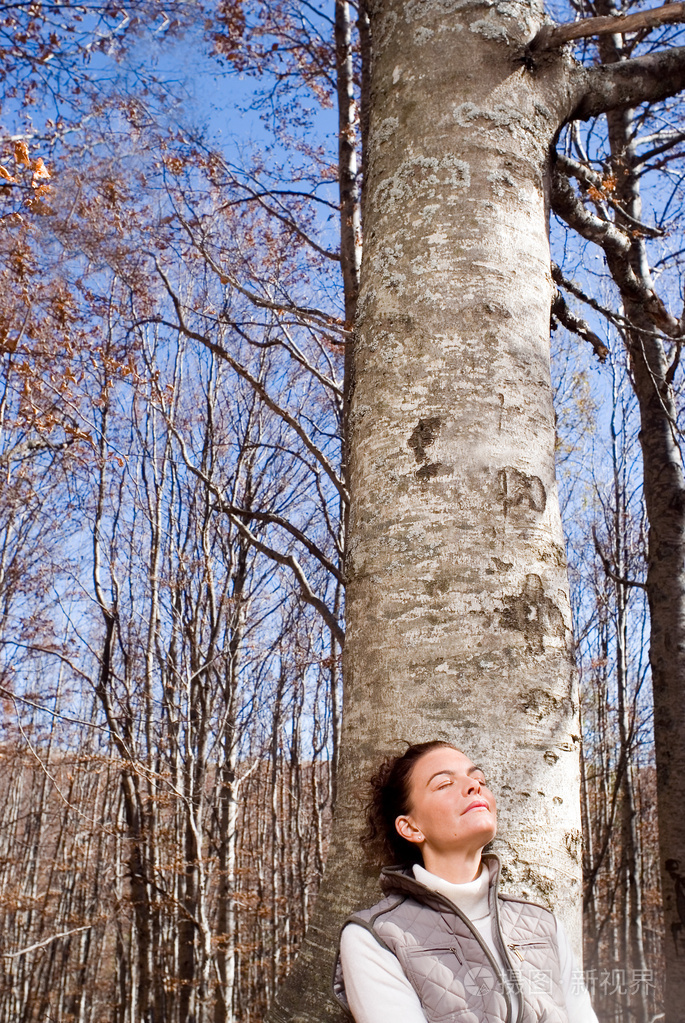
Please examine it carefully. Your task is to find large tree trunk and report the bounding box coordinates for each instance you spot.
[343,0,583,908]
[270,5,582,1022]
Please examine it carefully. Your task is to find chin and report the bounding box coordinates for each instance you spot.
[474,823,497,844]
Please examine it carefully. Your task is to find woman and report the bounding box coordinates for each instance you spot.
[334,741,598,1023]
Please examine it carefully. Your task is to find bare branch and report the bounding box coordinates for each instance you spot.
[551,284,610,361]
[551,164,632,257]
[551,263,681,341]
[0,683,109,732]
[636,128,685,166]
[532,2,685,51]
[10,701,120,832]
[0,435,77,466]
[570,45,685,121]
[556,153,664,237]
[167,419,346,647]
[151,262,349,506]
[2,926,92,959]
[218,186,341,263]
[223,513,346,648]
[173,217,351,339]
[592,527,647,589]
[216,502,346,586]
[551,165,681,334]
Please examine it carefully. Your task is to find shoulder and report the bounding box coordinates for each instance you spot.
[500,896,560,928]
[498,891,556,916]
[341,920,394,958]
[342,893,407,933]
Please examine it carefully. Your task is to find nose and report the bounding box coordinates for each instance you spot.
[464,775,481,795]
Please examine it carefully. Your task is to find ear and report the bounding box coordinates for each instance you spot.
[395,814,425,845]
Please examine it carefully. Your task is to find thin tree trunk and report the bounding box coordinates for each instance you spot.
[214,535,249,1023]
[335,0,362,329]
[336,0,363,562]
[270,666,285,1005]
[626,304,685,1022]
[607,369,650,1023]
[92,399,155,1021]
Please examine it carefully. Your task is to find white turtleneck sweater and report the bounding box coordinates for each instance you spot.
[339,864,598,1023]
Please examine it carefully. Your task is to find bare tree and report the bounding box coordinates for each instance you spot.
[550,6,685,1011]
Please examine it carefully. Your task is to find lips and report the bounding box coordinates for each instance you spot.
[462,800,490,815]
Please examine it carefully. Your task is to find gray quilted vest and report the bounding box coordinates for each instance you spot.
[333,855,569,1023]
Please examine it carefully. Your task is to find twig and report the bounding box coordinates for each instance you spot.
[2,925,92,959]
[592,527,647,590]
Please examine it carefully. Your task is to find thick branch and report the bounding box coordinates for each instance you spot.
[551,263,621,330]
[553,264,682,344]
[556,153,664,237]
[551,286,610,361]
[571,45,685,121]
[551,164,633,260]
[533,2,685,51]
[551,166,681,333]
[0,435,76,466]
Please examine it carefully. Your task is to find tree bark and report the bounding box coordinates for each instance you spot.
[344,0,583,922]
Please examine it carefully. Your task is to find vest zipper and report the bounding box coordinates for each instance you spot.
[450,945,464,965]
[432,876,515,1023]
[508,943,524,961]
[397,857,521,1023]
[489,876,523,1023]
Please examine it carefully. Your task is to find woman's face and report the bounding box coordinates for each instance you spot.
[395,747,497,859]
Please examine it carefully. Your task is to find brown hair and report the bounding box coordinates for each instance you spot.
[362,741,457,866]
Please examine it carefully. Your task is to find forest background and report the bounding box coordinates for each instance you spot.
[0,1,680,1022]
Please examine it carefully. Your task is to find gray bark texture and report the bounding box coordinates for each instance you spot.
[344,0,582,918]
[269,3,685,1023]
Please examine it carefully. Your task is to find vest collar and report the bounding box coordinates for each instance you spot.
[379,851,502,906]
